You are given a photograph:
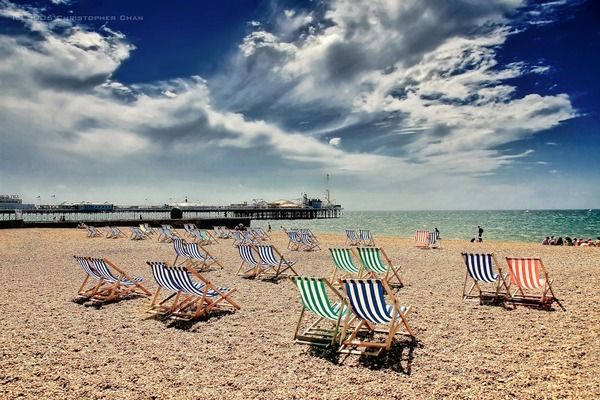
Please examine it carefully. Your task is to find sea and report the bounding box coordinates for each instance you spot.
[254,210,600,243]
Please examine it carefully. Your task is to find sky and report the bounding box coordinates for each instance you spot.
[0,0,598,210]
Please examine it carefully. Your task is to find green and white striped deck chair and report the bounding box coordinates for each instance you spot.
[329,248,362,283]
[291,276,348,348]
[357,247,403,288]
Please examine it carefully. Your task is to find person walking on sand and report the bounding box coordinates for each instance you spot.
[477,225,484,242]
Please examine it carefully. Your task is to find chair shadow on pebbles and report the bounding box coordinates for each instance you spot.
[73,293,148,308]
[144,309,236,331]
[356,339,421,375]
[308,345,340,364]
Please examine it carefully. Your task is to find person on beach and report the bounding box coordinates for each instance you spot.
[477,225,483,242]
[542,236,550,245]
[268,224,272,233]
[565,237,573,246]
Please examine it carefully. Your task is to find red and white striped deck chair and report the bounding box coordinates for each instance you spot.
[505,257,564,310]
[415,230,429,248]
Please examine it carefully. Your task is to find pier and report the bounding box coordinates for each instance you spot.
[0,205,343,229]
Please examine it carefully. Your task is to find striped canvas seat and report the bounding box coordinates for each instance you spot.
[147,261,240,319]
[356,247,403,287]
[291,276,347,347]
[415,230,429,248]
[428,231,440,248]
[329,248,361,283]
[255,245,298,279]
[461,253,509,302]
[339,278,414,356]
[236,245,260,276]
[130,226,147,240]
[172,238,190,266]
[73,256,109,299]
[78,257,150,302]
[345,229,360,246]
[505,257,561,309]
[299,232,320,251]
[359,229,375,246]
[286,231,302,251]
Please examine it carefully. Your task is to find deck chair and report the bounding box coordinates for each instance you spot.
[415,230,429,248]
[172,238,190,267]
[236,245,261,277]
[86,226,103,238]
[286,230,302,251]
[356,247,403,288]
[428,231,441,249]
[147,261,240,320]
[185,242,223,271]
[345,229,360,246]
[299,231,320,251]
[255,245,298,279]
[86,257,151,301]
[129,226,148,240]
[73,256,114,300]
[505,257,563,310]
[462,253,510,303]
[106,226,126,239]
[329,248,362,283]
[359,229,375,246]
[291,276,348,347]
[192,229,218,245]
[141,223,156,236]
[339,278,414,356]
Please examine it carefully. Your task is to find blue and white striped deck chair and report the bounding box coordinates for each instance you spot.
[286,230,302,251]
[231,230,248,246]
[185,242,223,271]
[291,276,348,347]
[428,231,441,249]
[462,253,509,302]
[87,257,151,301]
[106,226,126,239]
[147,261,240,320]
[356,247,403,288]
[345,229,360,246]
[359,229,375,247]
[299,231,320,251]
[172,238,190,267]
[141,223,156,236]
[86,226,103,238]
[236,245,260,277]
[256,245,298,279]
[73,256,112,299]
[339,278,414,356]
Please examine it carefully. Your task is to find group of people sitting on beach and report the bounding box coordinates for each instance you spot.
[541,236,600,246]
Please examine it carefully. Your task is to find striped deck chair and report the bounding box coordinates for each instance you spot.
[256,245,298,279]
[299,231,320,251]
[87,257,151,302]
[213,226,230,239]
[291,276,348,347]
[286,230,302,251]
[129,226,147,240]
[415,230,430,248]
[254,227,270,240]
[231,230,250,247]
[428,231,441,249]
[73,256,113,300]
[462,253,510,302]
[141,223,156,236]
[172,238,190,267]
[359,229,375,247]
[185,242,223,271]
[356,247,403,288]
[345,229,360,246]
[106,226,126,239]
[236,245,260,277]
[505,257,563,310]
[339,278,414,356]
[197,229,218,245]
[86,226,103,238]
[329,248,362,283]
[147,261,240,320]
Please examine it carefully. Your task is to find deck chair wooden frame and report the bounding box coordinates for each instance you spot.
[338,278,415,357]
[356,247,403,288]
[236,245,260,277]
[505,257,563,310]
[255,245,298,279]
[73,256,115,300]
[291,276,349,348]
[461,253,510,303]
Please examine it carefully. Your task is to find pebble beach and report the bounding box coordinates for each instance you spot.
[1,228,599,399]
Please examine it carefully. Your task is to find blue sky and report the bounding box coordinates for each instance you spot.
[0,0,598,210]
